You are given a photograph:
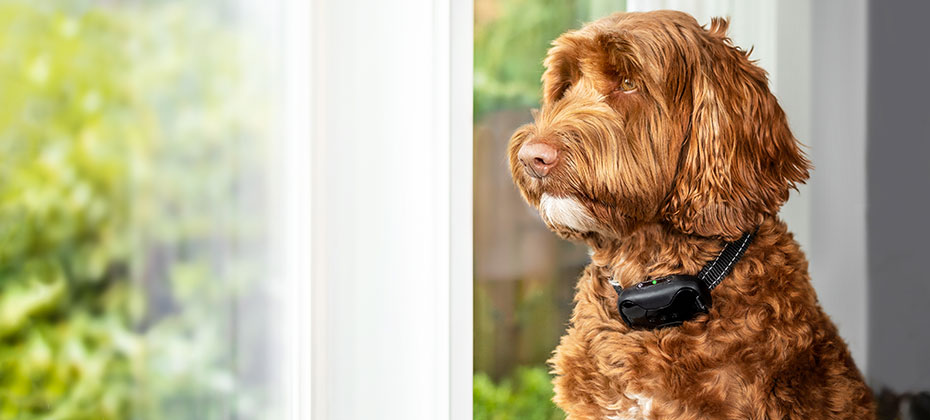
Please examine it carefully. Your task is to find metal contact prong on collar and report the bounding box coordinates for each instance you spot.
[607,276,621,287]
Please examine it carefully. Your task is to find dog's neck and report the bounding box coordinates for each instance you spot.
[585,222,747,289]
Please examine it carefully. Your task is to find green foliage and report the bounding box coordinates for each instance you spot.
[0,3,135,418]
[0,1,271,418]
[474,366,565,420]
[474,0,581,119]
[473,0,626,119]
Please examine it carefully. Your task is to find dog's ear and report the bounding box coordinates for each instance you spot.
[663,17,811,239]
[541,37,581,105]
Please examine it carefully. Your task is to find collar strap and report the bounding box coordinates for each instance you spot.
[697,231,756,290]
[608,230,756,292]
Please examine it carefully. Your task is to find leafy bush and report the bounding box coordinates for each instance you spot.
[474,366,565,420]
[0,1,272,418]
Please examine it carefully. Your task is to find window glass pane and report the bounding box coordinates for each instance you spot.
[0,1,288,418]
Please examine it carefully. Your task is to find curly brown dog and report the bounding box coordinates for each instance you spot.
[507,10,874,420]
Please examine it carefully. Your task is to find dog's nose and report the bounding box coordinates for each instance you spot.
[518,141,559,178]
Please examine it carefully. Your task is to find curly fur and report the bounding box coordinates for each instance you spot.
[507,10,874,419]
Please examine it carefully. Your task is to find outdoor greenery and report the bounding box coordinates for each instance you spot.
[0,1,272,418]
[474,367,563,420]
[474,0,626,119]
[474,0,577,119]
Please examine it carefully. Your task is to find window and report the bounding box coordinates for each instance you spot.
[0,1,309,417]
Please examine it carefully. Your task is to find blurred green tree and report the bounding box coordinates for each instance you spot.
[474,0,577,119]
[474,0,626,119]
[0,1,273,418]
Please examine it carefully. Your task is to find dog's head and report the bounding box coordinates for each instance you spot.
[509,11,810,241]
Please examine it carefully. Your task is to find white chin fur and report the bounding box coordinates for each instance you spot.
[539,193,599,233]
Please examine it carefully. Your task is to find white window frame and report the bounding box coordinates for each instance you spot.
[303,0,473,419]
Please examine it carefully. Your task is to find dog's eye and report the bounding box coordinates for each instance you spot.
[618,78,637,92]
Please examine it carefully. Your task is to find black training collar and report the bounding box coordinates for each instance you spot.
[607,231,756,330]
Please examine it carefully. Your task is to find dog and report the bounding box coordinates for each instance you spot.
[507,10,874,420]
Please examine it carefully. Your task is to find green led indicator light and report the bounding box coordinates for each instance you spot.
[652,280,657,285]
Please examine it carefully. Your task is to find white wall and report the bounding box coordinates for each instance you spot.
[808,0,869,375]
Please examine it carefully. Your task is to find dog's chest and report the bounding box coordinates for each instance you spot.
[605,392,655,420]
